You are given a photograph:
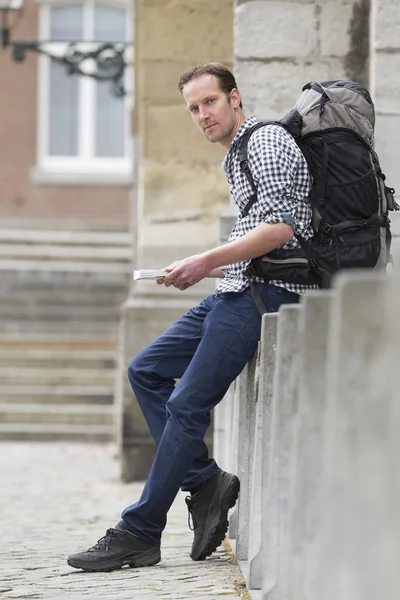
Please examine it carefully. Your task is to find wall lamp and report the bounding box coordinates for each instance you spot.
[0,0,130,96]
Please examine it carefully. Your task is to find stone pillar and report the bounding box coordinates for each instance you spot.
[235,352,259,561]
[263,304,302,600]
[313,271,400,600]
[117,0,233,481]
[289,292,332,600]
[248,313,278,590]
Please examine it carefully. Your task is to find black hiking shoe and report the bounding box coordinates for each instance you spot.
[185,471,240,561]
[67,523,161,572]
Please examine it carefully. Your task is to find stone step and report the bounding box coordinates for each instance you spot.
[0,384,114,403]
[0,403,114,426]
[0,228,131,246]
[1,393,113,405]
[0,259,131,273]
[0,337,117,350]
[1,321,120,336]
[0,366,115,386]
[0,349,116,369]
[0,322,120,340]
[0,290,127,306]
[0,243,132,262]
[0,268,129,286]
[0,304,121,320]
[0,422,113,442]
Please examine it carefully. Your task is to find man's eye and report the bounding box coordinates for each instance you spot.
[191,107,199,113]
[207,99,215,104]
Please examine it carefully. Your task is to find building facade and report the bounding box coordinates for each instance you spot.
[0,0,132,228]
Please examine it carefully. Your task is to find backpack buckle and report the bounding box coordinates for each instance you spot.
[320,222,332,234]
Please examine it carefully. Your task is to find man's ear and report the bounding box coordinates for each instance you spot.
[230,88,241,109]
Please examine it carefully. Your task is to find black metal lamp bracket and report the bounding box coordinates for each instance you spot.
[9,40,130,97]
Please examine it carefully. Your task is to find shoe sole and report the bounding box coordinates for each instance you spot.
[67,546,161,572]
[191,474,240,561]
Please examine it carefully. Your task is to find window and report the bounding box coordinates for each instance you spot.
[36,1,133,184]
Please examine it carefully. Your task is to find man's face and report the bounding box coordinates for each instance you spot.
[182,74,241,148]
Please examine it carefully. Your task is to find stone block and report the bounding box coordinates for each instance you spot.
[142,60,196,107]
[136,159,230,252]
[263,304,302,599]
[374,0,400,50]
[314,271,399,600]
[139,218,223,254]
[289,292,332,600]
[320,2,353,57]
[248,314,278,590]
[236,60,346,120]
[236,353,259,561]
[140,159,228,219]
[141,0,233,62]
[143,106,227,163]
[235,1,318,58]
[372,53,400,114]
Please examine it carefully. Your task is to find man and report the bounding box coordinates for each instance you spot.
[67,63,314,572]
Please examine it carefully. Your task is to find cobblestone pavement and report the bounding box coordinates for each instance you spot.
[0,443,248,600]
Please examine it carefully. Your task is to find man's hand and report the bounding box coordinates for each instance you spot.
[157,254,212,291]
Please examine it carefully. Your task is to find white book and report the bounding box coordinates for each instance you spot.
[133,269,167,281]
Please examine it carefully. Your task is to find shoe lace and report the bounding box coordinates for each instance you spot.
[185,496,197,531]
[88,528,121,552]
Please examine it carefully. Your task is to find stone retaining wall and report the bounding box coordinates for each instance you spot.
[215,263,400,599]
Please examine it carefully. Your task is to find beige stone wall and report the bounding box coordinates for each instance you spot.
[134,0,234,267]
[371,0,400,198]
[234,0,370,120]
[234,0,399,225]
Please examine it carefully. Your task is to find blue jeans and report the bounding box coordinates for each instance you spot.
[121,283,299,544]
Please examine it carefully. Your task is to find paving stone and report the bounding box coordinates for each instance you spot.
[0,443,244,599]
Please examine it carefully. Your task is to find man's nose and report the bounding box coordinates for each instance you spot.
[199,107,210,121]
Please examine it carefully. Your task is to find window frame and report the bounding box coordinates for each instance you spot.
[36,0,133,183]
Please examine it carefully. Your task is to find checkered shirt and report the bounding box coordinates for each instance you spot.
[215,116,317,295]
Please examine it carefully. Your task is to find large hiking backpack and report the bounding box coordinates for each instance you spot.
[240,80,399,289]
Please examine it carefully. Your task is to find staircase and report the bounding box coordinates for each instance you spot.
[0,225,132,442]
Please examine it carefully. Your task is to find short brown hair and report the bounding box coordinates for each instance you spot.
[178,62,243,109]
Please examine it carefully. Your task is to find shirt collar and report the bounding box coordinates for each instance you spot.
[222,115,259,172]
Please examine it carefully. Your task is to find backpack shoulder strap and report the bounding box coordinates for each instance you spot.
[239,121,289,216]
